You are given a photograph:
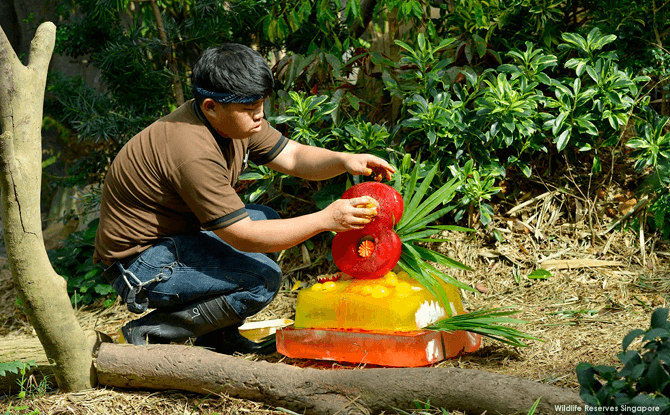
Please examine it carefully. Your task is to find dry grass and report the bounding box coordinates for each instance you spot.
[1,179,669,414]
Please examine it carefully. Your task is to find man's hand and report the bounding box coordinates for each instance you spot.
[215,195,379,253]
[323,196,379,232]
[268,141,396,181]
[343,154,396,182]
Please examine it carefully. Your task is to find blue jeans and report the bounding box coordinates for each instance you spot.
[108,204,282,319]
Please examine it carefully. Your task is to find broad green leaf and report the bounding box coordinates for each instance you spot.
[437,37,456,50]
[585,65,598,83]
[265,17,277,42]
[312,182,346,210]
[592,155,601,175]
[417,32,426,51]
[247,180,272,203]
[552,111,568,135]
[498,64,520,74]
[0,360,36,377]
[462,69,478,88]
[395,39,414,54]
[519,162,532,177]
[474,2,486,27]
[528,269,552,279]
[565,58,581,68]
[344,0,362,25]
[556,127,572,151]
[473,34,487,58]
[561,32,587,52]
[325,54,342,77]
[593,34,617,51]
[479,203,494,225]
[576,61,587,77]
[651,308,670,329]
[622,329,645,351]
[536,72,551,85]
[94,283,114,295]
[643,327,670,342]
[83,268,98,280]
[345,93,361,111]
[276,17,289,40]
[605,91,622,106]
[536,55,557,69]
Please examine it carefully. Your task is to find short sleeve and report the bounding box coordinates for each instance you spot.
[172,157,249,230]
[248,120,288,165]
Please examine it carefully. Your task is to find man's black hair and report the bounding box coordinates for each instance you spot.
[191,43,274,105]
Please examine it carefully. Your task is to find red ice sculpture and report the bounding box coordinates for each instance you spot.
[331,182,404,279]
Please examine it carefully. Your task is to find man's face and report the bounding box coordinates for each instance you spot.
[202,98,265,139]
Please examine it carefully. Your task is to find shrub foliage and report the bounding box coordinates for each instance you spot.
[43,0,670,305]
[577,308,670,414]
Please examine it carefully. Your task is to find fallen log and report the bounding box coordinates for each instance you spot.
[0,336,54,394]
[96,343,583,415]
[0,331,111,394]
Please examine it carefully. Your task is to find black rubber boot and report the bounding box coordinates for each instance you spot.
[194,323,277,355]
[120,295,243,345]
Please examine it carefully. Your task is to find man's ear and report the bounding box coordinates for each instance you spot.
[202,98,218,113]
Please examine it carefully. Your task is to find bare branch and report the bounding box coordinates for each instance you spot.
[27,22,57,74]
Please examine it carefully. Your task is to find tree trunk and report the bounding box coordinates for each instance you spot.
[149,0,185,106]
[97,343,584,415]
[0,22,95,391]
[351,0,378,38]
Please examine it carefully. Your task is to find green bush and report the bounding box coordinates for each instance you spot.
[44,0,670,262]
[628,106,670,241]
[576,308,670,413]
[48,219,114,308]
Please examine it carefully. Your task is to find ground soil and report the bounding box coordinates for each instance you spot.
[0,171,668,414]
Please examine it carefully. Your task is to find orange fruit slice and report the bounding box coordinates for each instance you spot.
[358,240,375,257]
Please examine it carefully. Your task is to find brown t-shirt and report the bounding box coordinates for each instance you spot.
[93,100,288,266]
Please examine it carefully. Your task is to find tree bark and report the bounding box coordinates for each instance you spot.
[351,0,378,38]
[97,343,584,415]
[0,22,95,391]
[148,0,185,106]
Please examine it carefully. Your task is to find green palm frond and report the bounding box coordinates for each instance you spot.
[427,307,542,347]
[397,162,439,230]
[399,229,443,243]
[401,205,456,235]
[398,177,460,234]
[394,156,473,312]
[397,251,454,317]
[396,153,422,212]
[411,245,471,272]
[393,157,539,347]
[429,224,476,233]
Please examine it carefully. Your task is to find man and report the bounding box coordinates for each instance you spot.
[93,43,394,354]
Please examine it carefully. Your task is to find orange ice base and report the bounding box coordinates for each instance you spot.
[294,271,465,332]
[277,326,481,367]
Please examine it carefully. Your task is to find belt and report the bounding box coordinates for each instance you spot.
[102,252,142,284]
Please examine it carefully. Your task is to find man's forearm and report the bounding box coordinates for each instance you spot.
[290,144,348,180]
[215,212,329,253]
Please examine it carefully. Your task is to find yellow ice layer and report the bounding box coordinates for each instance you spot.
[294,271,465,332]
